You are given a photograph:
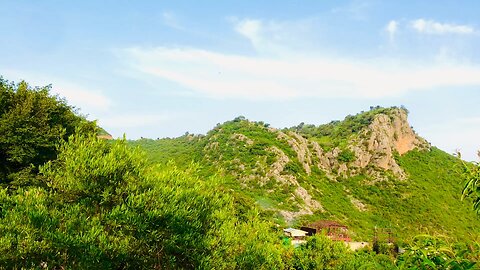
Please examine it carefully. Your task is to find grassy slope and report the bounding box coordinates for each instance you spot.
[128,136,203,167]
[128,113,480,242]
[296,147,480,242]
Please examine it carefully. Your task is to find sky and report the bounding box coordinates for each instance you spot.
[0,0,479,160]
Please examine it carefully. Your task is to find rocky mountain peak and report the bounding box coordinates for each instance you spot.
[368,108,426,155]
[201,107,431,221]
[349,107,429,180]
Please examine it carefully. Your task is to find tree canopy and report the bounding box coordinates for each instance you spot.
[0,77,94,185]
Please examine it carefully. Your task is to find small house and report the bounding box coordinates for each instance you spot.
[283,228,308,246]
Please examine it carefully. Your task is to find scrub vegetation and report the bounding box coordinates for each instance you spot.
[0,77,478,269]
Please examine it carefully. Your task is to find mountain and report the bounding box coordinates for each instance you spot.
[129,107,480,242]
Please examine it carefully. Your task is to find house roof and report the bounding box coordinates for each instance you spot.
[283,228,308,237]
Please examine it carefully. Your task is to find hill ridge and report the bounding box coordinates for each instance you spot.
[129,106,480,240]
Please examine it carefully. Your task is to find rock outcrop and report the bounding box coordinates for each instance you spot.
[266,146,323,221]
[276,108,429,181]
[350,108,428,180]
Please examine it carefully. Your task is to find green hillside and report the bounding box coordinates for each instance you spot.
[1,77,478,268]
[131,108,480,242]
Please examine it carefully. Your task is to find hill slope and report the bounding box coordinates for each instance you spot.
[130,107,480,241]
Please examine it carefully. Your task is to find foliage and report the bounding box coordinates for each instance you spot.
[396,235,478,269]
[290,235,349,269]
[1,78,477,269]
[132,118,480,243]
[287,235,399,270]
[394,148,480,239]
[41,132,146,205]
[337,149,356,163]
[0,77,95,186]
[0,131,291,269]
[127,135,204,167]
[460,155,480,214]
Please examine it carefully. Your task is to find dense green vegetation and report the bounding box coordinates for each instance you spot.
[133,116,480,242]
[0,77,95,186]
[128,108,479,268]
[461,155,480,215]
[0,77,478,268]
[0,132,287,269]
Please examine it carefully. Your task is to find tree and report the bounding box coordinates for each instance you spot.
[0,77,94,185]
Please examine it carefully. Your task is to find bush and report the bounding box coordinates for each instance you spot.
[396,235,478,270]
[338,149,356,163]
[0,131,290,269]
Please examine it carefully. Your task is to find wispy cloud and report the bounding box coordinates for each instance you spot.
[161,11,183,30]
[385,20,398,42]
[232,17,316,55]
[411,19,475,35]
[122,46,480,100]
[0,69,112,111]
[120,16,480,101]
[234,19,262,46]
[51,81,112,111]
[331,0,374,21]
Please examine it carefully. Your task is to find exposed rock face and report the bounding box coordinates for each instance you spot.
[301,108,428,180]
[277,131,313,175]
[351,108,428,180]
[349,196,367,212]
[295,186,322,211]
[257,109,427,221]
[230,133,254,146]
[266,146,323,221]
[266,146,294,185]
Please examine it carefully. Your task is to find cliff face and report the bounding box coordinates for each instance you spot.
[348,108,429,180]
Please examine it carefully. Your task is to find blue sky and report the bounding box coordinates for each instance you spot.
[1,0,480,160]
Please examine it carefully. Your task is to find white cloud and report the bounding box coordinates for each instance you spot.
[234,18,279,53]
[235,19,262,42]
[0,70,112,111]
[99,113,170,129]
[122,46,480,100]
[232,18,316,55]
[52,81,112,111]
[161,11,183,30]
[411,19,475,35]
[385,20,398,42]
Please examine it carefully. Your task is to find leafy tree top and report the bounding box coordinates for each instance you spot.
[0,77,95,185]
